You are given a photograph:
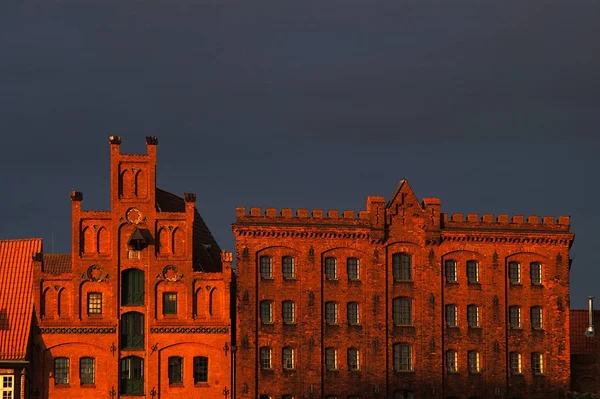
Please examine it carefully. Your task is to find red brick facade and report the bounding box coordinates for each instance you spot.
[570,309,600,396]
[30,137,233,399]
[232,180,574,399]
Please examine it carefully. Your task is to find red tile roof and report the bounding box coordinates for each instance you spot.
[0,238,41,360]
[43,253,72,274]
[570,309,600,355]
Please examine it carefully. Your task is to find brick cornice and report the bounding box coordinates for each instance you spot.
[233,226,371,240]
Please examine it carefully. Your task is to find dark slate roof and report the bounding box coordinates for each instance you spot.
[570,309,600,355]
[43,254,72,275]
[156,188,186,213]
[0,238,41,360]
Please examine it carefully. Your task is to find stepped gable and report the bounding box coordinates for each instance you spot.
[42,253,72,275]
[0,238,41,360]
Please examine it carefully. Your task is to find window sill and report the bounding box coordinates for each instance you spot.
[283,368,296,372]
[446,325,459,329]
[194,382,210,387]
[468,372,482,375]
[163,314,178,318]
[348,368,361,372]
[510,283,522,286]
[326,369,339,372]
[87,314,103,318]
[395,370,415,374]
[531,283,544,287]
[394,324,414,328]
[532,328,545,332]
[283,277,297,281]
[169,383,185,388]
[325,278,339,282]
[446,371,459,374]
[468,326,482,329]
[445,281,459,284]
[261,277,274,281]
[261,322,274,326]
[348,278,361,282]
[80,384,96,388]
[54,384,70,388]
[394,279,413,283]
[283,322,296,326]
[326,323,339,326]
[468,281,481,285]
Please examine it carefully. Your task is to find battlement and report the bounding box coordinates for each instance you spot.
[442,213,571,231]
[235,206,371,227]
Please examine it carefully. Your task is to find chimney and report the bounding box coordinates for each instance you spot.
[586,296,595,337]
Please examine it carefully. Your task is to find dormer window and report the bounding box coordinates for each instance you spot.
[127,228,147,251]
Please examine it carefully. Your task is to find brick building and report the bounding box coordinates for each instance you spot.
[570,308,600,396]
[0,239,42,399]
[232,179,574,399]
[30,137,233,399]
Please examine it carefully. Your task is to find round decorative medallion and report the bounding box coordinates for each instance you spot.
[87,265,103,282]
[163,265,178,282]
[126,208,142,224]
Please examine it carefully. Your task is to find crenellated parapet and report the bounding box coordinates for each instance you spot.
[442,213,571,232]
[235,206,372,227]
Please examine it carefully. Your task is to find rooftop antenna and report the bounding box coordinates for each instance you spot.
[585,296,595,338]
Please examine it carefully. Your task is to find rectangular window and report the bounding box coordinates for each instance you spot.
[445,260,457,283]
[392,253,412,281]
[87,293,102,315]
[260,301,273,324]
[163,292,178,315]
[347,348,360,370]
[531,353,544,375]
[282,347,295,370]
[510,352,522,374]
[54,358,70,385]
[446,304,458,327]
[393,298,412,325]
[325,257,337,280]
[467,305,480,328]
[121,312,144,349]
[347,258,360,280]
[446,350,458,372]
[260,256,273,279]
[325,348,338,370]
[509,306,521,329]
[282,256,295,279]
[282,301,295,324]
[347,302,360,325]
[1,376,14,399]
[120,357,144,395]
[168,357,183,384]
[325,302,338,325]
[260,347,272,369]
[468,351,480,373]
[193,356,209,383]
[531,307,543,329]
[393,344,412,371]
[122,269,144,306]
[509,262,521,284]
[467,261,479,283]
[530,262,542,285]
[80,357,95,385]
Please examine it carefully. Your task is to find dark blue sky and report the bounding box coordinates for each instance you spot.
[1,1,598,307]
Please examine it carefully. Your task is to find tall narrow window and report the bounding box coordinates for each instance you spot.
[163,292,178,315]
[121,312,144,349]
[193,356,208,383]
[0,376,14,399]
[393,298,412,326]
[120,356,144,395]
[510,352,522,374]
[468,351,480,374]
[467,305,480,328]
[509,306,521,329]
[282,301,295,324]
[54,357,70,385]
[446,350,458,372]
[393,343,412,371]
[282,347,295,370]
[446,304,458,327]
[325,348,338,370]
[508,262,521,284]
[168,357,183,384]
[80,357,95,385]
[467,261,479,283]
[260,347,272,369]
[282,256,295,279]
[122,269,144,305]
[87,293,102,315]
[325,302,338,325]
[325,257,337,280]
[347,348,360,370]
[530,262,542,285]
[347,258,360,280]
[260,256,273,279]
[445,260,458,283]
[531,306,543,329]
[392,253,412,281]
[260,301,273,324]
[347,302,360,325]
[531,353,544,375]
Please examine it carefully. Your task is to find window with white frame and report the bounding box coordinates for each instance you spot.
[392,253,412,281]
[260,256,273,279]
[393,343,412,371]
[325,257,337,280]
[530,262,542,285]
[325,302,338,325]
[260,301,273,324]
[347,258,360,280]
[446,350,458,372]
[259,347,272,369]
[468,351,480,374]
[282,256,295,279]
[446,304,458,327]
[282,301,295,324]
[325,348,338,370]
[508,262,521,284]
[531,352,544,375]
[1,375,14,399]
[467,305,480,328]
[509,306,521,329]
[531,306,543,329]
[510,352,522,374]
[282,347,295,370]
[445,260,458,283]
[393,297,412,326]
[347,302,360,325]
[467,261,479,283]
[347,348,360,370]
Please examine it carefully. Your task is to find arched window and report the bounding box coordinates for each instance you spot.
[445,260,457,283]
[509,306,521,329]
[122,269,144,306]
[282,256,295,279]
[347,258,360,280]
[325,348,337,370]
[260,256,273,279]
[446,304,458,327]
[510,352,522,374]
[531,306,543,329]
[392,253,411,281]
[530,262,543,285]
[347,348,359,370]
[467,305,480,328]
[282,347,295,370]
[325,302,338,325]
[260,301,273,324]
[347,302,360,325]
[446,350,458,372]
[468,351,480,374]
[467,260,479,283]
[120,356,144,394]
[121,312,144,349]
[508,262,521,284]
[282,301,295,324]
[259,347,272,369]
[324,257,337,280]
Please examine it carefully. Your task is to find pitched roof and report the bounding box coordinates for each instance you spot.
[0,238,41,360]
[156,188,186,213]
[570,309,600,355]
[42,254,72,275]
